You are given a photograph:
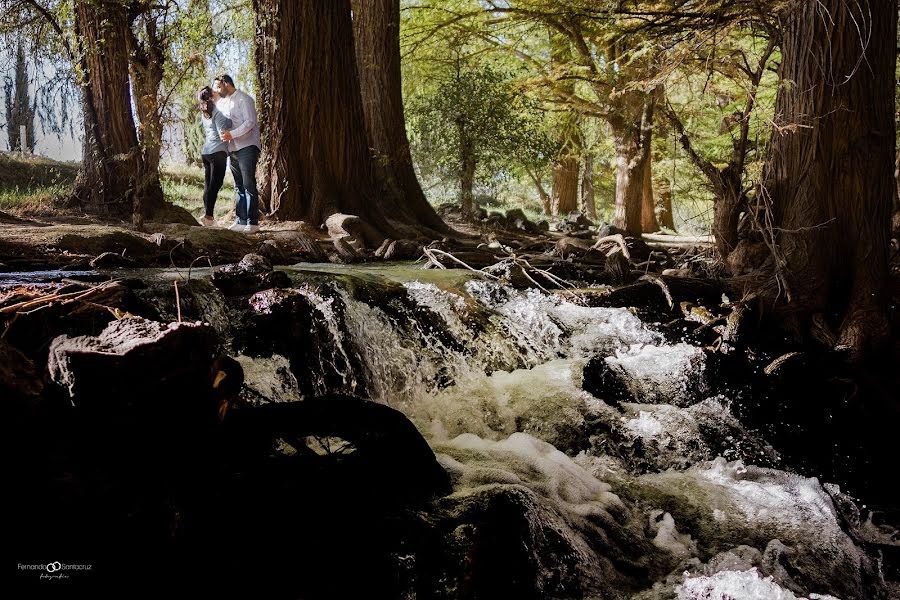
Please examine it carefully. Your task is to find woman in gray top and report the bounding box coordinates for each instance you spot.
[198,86,233,226]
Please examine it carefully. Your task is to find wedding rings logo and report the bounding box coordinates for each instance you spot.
[18,562,93,581]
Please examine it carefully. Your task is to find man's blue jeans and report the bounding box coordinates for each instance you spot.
[229,145,261,225]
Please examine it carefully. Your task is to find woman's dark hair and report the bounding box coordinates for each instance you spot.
[197,86,214,119]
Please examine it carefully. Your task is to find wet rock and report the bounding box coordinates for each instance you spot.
[89,251,139,269]
[424,485,599,599]
[0,338,44,402]
[583,354,633,407]
[243,286,369,399]
[227,395,451,500]
[210,253,291,295]
[48,316,218,409]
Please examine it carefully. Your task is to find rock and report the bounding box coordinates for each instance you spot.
[90,251,139,269]
[332,236,360,262]
[582,354,633,407]
[383,239,424,261]
[227,395,451,500]
[0,338,44,401]
[325,213,382,247]
[255,239,290,265]
[211,253,291,295]
[48,317,219,408]
[505,208,541,233]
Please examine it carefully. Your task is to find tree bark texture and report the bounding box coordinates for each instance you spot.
[581,153,596,220]
[640,152,659,232]
[551,155,580,215]
[72,0,161,221]
[350,0,446,233]
[255,0,443,239]
[611,92,655,235]
[739,0,896,357]
[657,180,675,231]
[126,13,166,212]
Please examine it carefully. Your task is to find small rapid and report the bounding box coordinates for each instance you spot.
[127,263,896,598]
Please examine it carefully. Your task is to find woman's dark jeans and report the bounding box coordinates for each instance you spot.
[202,151,228,218]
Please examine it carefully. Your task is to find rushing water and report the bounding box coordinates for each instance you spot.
[51,262,894,599]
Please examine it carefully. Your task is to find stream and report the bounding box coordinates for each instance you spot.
[6,262,898,598]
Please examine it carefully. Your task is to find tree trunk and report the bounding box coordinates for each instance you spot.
[126,14,166,211]
[551,155,580,215]
[255,0,443,240]
[460,141,476,216]
[657,180,675,231]
[72,0,163,223]
[640,153,658,232]
[525,168,551,215]
[610,94,654,235]
[581,153,596,219]
[350,0,446,233]
[6,43,35,153]
[736,0,896,358]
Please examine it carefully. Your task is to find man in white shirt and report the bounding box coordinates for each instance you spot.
[213,74,261,234]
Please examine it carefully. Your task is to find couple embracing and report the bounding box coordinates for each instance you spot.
[197,74,260,234]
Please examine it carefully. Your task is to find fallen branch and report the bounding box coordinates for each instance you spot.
[641,233,715,245]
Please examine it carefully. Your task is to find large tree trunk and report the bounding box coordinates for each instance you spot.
[610,93,654,235]
[350,0,446,233]
[72,0,163,223]
[126,14,166,211]
[581,152,596,220]
[734,0,896,357]
[640,154,659,232]
[255,0,443,240]
[551,155,580,215]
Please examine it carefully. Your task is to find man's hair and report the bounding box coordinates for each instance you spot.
[215,74,235,87]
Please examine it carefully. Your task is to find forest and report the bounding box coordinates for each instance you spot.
[3,1,899,598]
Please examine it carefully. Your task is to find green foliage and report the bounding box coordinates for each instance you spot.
[409,65,557,193]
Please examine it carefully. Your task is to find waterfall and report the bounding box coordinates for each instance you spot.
[156,263,887,599]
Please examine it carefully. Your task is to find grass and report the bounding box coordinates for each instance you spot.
[0,152,235,220]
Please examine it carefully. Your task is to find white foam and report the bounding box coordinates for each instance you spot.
[677,568,840,600]
[605,343,705,404]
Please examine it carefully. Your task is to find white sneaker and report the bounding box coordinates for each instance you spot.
[227,221,245,232]
[199,216,215,227]
[243,224,260,234]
